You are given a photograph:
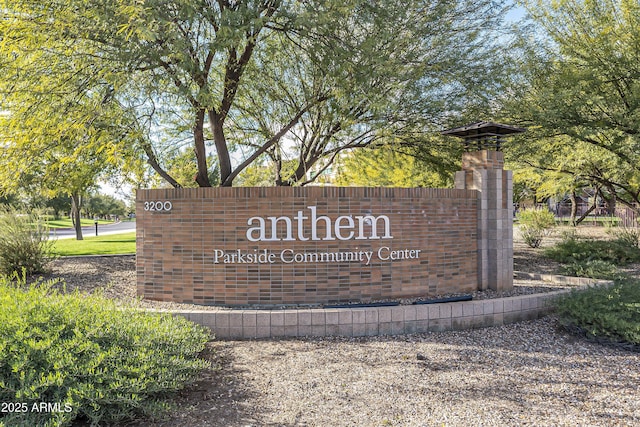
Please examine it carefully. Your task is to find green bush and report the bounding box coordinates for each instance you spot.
[555,279,640,348]
[612,225,640,249]
[544,234,640,266]
[560,259,622,280]
[0,208,55,275]
[0,277,211,427]
[516,207,556,248]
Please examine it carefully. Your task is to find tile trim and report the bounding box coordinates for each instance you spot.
[158,274,613,339]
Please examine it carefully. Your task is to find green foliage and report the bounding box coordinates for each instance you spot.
[0,0,511,188]
[544,234,640,266]
[555,279,640,347]
[0,0,146,207]
[84,193,127,218]
[560,260,621,280]
[334,146,453,187]
[156,150,220,189]
[0,277,211,426]
[517,207,556,230]
[504,0,640,212]
[0,193,21,209]
[0,208,55,275]
[612,225,640,249]
[516,207,556,248]
[234,163,277,187]
[44,195,72,220]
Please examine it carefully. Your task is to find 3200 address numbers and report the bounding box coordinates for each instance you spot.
[144,201,172,212]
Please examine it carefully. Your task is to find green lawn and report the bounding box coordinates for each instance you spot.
[555,216,621,226]
[52,232,136,256]
[46,218,114,229]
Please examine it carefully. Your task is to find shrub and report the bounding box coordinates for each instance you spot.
[560,259,622,280]
[516,207,556,248]
[0,208,55,275]
[555,279,640,348]
[0,277,211,427]
[544,235,640,266]
[613,224,640,249]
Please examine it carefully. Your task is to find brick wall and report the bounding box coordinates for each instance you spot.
[136,187,478,306]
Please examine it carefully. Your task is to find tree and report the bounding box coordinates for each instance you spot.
[506,133,628,224]
[1,0,511,188]
[334,144,455,188]
[0,194,20,209]
[45,195,73,220]
[0,68,139,239]
[0,132,114,240]
[229,2,506,186]
[503,0,640,214]
[0,5,148,239]
[85,193,127,219]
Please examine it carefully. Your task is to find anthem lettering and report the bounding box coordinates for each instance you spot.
[246,206,393,242]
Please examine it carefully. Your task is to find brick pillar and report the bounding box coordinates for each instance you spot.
[454,150,513,291]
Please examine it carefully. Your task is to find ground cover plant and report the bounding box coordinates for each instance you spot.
[0,276,211,427]
[546,228,640,349]
[613,225,640,249]
[52,232,136,256]
[544,231,640,279]
[0,208,55,275]
[555,278,640,349]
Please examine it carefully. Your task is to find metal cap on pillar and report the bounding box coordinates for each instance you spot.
[442,121,525,151]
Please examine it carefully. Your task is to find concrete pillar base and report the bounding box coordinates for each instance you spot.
[455,151,513,292]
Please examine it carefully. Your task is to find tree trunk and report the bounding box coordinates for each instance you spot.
[575,204,596,225]
[274,148,284,186]
[140,140,182,188]
[71,192,83,240]
[209,110,232,187]
[194,109,212,187]
[605,185,616,215]
[570,191,578,226]
[575,189,600,225]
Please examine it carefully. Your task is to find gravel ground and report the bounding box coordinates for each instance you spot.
[165,317,640,427]
[120,316,640,427]
[39,226,640,426]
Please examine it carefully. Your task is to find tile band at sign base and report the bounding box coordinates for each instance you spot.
[151,274,613,340]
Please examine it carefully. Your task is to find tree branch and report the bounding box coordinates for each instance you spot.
[140,139,182,188]
[221,95,328,186]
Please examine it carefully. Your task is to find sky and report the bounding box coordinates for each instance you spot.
[506,2,528,23]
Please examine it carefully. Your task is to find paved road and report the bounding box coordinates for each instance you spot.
[50,221,136,240]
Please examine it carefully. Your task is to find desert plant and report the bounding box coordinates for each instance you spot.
[0,276,211,426]
[613,224,640,249]
[0,207,55,275]
[560,259,622,280]
[555,278,640,348]
[516,207,556,248]
[545,235,640,266]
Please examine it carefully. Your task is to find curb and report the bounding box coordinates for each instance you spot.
[159,274,613,340]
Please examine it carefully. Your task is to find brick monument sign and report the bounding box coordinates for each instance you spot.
[137,123,520,306]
